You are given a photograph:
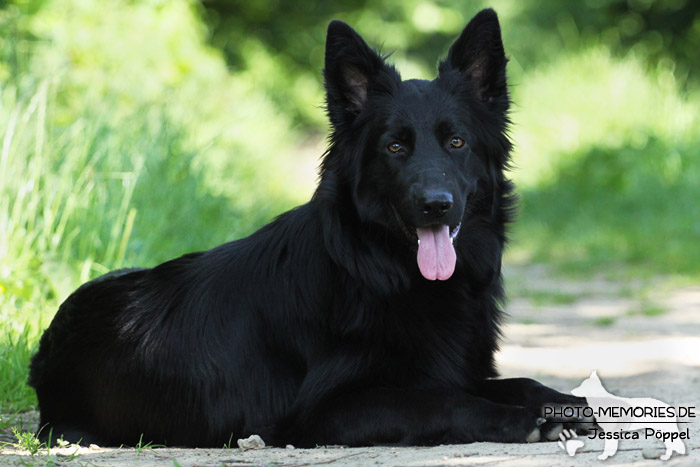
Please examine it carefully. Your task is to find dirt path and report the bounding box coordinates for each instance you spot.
[2,264,698,466]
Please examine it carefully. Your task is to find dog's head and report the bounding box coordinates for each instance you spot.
[320,9,511,281]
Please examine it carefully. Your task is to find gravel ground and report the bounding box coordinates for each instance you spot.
[2,264,698,466]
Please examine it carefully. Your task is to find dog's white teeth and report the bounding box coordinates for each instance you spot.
[417,239,420,246]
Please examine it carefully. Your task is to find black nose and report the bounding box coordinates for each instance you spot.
[419,190,453,219]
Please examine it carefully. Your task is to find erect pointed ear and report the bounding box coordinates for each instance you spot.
[324,20,398,128]
[439,8,507,102]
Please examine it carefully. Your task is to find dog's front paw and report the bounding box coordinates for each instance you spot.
[539,401,597,437]
[461,406,549,443]
[511,407,554,443]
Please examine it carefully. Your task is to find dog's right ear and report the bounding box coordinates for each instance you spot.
[323,21,398,129]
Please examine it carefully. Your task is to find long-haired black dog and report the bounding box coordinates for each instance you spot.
[30,9,588,448]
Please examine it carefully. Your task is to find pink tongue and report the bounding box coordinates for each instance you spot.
[416,225,456,280]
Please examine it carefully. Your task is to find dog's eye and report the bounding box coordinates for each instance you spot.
[450,137,465,149]
[388,142,402,153]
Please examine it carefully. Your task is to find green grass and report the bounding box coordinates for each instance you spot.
[526,290,578,307]
[223,433,235,450]
[0,329,37,412]
[627,302,668,318]
[133,434,166,454]
[639,304,667,317]
[514,137,700,275]
[0,0,301,416]
[4,427,81,466]
[11,427,43,455]
[592,316,616,327]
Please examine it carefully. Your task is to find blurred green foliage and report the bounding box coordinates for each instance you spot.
[509,47,700,273]
[0,0,699,412]
[0,0,303,410]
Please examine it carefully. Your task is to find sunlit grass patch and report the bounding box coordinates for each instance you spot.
[0,327,38,412]
[526,290,578,307]
[1,0,302,415]
[510,47,696,188]
[592,316,616,327]
[626,303,668,318]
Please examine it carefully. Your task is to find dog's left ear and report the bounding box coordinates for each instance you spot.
[439,8,507,103]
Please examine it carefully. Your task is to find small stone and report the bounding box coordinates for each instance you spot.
[237,434,265,451]
[88,444,100,450]
[285,444,295,449]
[642,447,663,459]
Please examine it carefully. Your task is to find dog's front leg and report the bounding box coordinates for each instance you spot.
[477,377,585,407]
[273,387,547,447]
[476,377,595,436]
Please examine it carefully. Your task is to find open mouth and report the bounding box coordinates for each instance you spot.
[391,204,461,281]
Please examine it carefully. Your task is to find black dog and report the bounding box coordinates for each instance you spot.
[30,9,586,448]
